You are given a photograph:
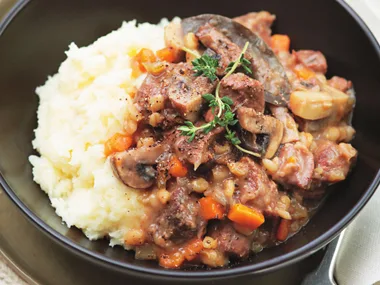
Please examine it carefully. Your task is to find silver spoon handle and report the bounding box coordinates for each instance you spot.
[301,230,346,285]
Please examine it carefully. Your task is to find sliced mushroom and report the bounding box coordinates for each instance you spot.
[195,23,242,75]
[182,14,291,106]
[111,143,167,189]
[270,106,299,143]
[237,107,284,158]
[238,130,270,156]
[173,127,224,170]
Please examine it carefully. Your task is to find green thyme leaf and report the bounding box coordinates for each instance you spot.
[178,126,190,132]
[189,133,196,142]
[225,62,234,73]
[192,55,219,81]
[221,96,234,106]
[180,41,260,158]
[202,93,216,102]
[224,42,253,76]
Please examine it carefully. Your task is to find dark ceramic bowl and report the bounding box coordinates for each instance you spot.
[0,0,379,282]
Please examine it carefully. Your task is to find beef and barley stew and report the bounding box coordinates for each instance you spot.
[34,11,357,269]
[108,13,357,268]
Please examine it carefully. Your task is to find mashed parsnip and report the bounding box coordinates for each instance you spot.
[29,19,169,247]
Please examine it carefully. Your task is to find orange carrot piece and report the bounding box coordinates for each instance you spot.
[293,65,315,80]
[141,61,167,75]
[159,252,185,269]
[156,47,177,63]
[199,197,225,221]
[276,219,291,241]
[227,204,265,230]
[104,133,133,156]
[135,48,156,72]
[168,156,188,177]
[183,239,203,261]
[159,238,203,268]
[271,34,291,52]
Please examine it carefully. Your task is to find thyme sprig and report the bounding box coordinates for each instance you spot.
[192,55,219,82]
[179,42,260,157]
[225,53,253,75]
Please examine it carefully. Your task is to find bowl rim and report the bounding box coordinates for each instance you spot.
[1,0,380,280]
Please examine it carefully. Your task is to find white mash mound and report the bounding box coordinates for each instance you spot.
[29,19,170,247]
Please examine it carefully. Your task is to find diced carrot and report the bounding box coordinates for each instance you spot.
[141,61,167,75]
[271,34,291,52]
[227,204,265,230]
[104,133,133,156]
[168,156,188,177]
[293,65,315,80]
[183,239,203,261]
[199,197,225,220]
[159,251,185,269]
[159,239,203,268]
[276,219,291,241]
[134,48,156,72]
[156,47,177,63]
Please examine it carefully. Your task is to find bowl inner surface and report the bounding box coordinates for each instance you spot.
[0,0,379,279]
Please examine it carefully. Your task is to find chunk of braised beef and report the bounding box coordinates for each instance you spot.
[160,108,184,129]
[149,186,205,248]
[133,125,161,145]
[294,187,326,200]
[196,23,242,75]
[134,63,215,128]
[220,73,265,113]
[172,127,224,169]
[182,14,291,106]
[134,67,167,118]
[233,11,276,45]
[327,76,353,93]
[156,151,172,190]
[312,140,357,183]
[272,142,314,189]
[295,50,328,74]
[167,62,216,121]
[209,221,251,258]
[213,142,240,165]
[236,157,281,216]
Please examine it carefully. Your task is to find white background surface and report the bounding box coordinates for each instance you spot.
[0,1,379,284]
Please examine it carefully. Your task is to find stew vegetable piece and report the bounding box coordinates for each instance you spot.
[108,12,357,268]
